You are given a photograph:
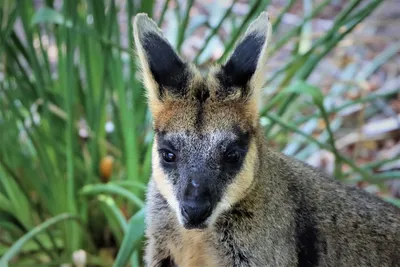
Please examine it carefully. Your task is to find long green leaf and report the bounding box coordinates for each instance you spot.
[113,208,146,267]
[80,184,144,208]
[0,213,79,266]
[97,195,128,244]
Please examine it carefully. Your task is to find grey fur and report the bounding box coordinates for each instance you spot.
[134,12,400,267]
[145,131,400,266]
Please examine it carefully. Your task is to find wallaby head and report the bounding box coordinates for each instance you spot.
[134,12,271,230]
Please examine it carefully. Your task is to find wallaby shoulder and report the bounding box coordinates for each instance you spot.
[258,144,400,266]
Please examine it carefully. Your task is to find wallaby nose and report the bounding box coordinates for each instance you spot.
[180,177,213,228]
[181,200,212,229]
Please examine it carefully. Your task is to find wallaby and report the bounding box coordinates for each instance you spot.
[133,11,400,267]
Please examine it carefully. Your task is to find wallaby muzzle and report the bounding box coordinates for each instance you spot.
[179,173,218,229]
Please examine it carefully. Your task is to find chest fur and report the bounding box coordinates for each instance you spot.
[168,229,220,267]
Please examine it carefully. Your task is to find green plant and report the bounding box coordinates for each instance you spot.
[0,0,395,266]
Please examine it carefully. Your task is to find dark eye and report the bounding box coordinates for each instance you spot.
[161,150,176,163]
[224,150,241,164]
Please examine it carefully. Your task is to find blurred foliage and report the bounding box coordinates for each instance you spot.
[0,0,396,266]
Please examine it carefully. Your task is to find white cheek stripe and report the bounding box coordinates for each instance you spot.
[209,139,257,226]
[152,143,180,214]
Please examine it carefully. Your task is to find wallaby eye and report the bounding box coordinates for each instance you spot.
[161,150,176,163]
[224,150,241,164]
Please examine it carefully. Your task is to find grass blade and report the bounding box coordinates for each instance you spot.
[113,208,146,267]
[0,213,80,266]
[193,0,239,64]
[176,0,194,52]
[80,183,144,208]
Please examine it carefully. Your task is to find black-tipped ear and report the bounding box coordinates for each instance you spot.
[133,13,189,101]
[217,12,271,98]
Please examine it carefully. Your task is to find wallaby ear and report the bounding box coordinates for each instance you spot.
[218,12,271,101]
[133,13,189,111]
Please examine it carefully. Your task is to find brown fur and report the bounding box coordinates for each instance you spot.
[134,12,400,267]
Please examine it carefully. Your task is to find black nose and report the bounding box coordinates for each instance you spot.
[181,200,212,229]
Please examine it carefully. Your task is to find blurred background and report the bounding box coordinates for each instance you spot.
[0,0,399,266]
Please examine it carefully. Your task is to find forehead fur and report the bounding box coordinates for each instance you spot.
[152,88,256,134]
[152,66,258,133]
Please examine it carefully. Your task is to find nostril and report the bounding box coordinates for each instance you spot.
[181,206,189,219]
[191,179,200,188]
